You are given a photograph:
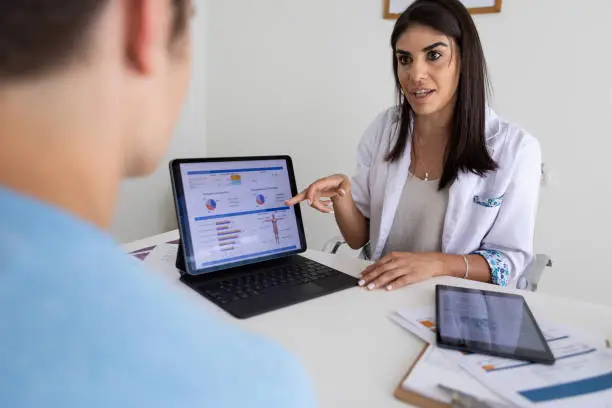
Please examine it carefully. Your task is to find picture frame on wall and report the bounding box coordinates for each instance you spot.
[383,0,502,19]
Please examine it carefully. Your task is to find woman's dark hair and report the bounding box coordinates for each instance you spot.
[0,0,189,80]
[388,0,497,189]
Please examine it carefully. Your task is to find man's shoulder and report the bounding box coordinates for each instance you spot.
[0,192,316,408]
[1,246,316,407]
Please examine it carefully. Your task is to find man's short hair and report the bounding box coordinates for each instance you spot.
[0,0,188,80]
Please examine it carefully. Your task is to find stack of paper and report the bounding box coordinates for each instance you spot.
[402,344,506,406]
[391,306,612,407]
[142,243,180,273]
[459,339,612,407]
[390,306,438,344]
[128,239,180,262]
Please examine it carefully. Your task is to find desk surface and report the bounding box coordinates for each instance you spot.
[124,230,612,408]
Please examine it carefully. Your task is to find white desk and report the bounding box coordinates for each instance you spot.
[125,230,612,408]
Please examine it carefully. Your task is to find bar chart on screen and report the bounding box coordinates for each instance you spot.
[180,160,303,269]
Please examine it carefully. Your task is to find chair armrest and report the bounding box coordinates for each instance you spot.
[517,254,552,292]
[322,236,347,254]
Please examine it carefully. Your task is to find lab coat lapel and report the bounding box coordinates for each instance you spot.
[442,142,497,253]
[443,171,477,252]
[373,138,412,259]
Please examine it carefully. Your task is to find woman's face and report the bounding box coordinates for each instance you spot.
[395,24,460,118]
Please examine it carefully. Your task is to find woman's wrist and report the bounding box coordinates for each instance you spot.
[331,175,351,203]
[438,253,493,283]
[437,254,468,278]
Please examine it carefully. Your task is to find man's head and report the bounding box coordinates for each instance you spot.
[0,0,193,177]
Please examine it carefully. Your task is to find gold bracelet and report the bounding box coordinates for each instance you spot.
[462,255,469,279]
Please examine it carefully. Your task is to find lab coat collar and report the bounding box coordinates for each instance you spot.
[372,107,498,259]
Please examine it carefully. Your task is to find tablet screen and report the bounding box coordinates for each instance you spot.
[436,285,555,364]
[171,157,307,276]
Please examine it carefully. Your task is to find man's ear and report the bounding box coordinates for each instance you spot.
[125,0,165,74]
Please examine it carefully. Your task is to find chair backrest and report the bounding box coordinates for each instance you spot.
[323,236,552,292]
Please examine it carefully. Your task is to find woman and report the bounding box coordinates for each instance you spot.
[286,0,541,290]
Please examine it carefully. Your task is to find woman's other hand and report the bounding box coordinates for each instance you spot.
[358,252,449,291]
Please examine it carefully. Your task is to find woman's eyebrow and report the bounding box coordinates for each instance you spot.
[423,41,448,51]
[396,41,449,55]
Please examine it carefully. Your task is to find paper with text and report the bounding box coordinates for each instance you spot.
[143,243,179,274]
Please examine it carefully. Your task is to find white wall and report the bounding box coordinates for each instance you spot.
[111,3,207,242]
[206,1,612,305]
[206,0,395,254]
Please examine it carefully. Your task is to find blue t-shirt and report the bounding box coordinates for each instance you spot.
[0,187,317,407]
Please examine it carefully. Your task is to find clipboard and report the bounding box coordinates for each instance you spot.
[394,341,612,408]
[393,344,450,408]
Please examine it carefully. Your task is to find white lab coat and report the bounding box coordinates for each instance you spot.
[350,106,542,285]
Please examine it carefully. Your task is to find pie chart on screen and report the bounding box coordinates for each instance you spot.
[256,194,265,205]
[206,199,217,211]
